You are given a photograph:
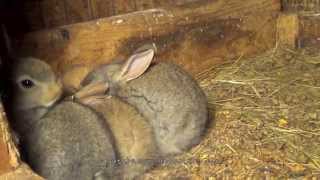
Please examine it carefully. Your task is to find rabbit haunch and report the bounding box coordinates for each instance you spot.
[82,45,208,155]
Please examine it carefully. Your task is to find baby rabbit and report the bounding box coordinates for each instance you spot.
[81,44,208,155]
[10,57,63,133]
[10,57,119,180]
[77,95,159,179]
[62,65,159,179]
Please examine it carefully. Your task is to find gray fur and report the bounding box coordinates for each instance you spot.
[10,58,120,180]
[83,62,208,155]
[22,101,119,180]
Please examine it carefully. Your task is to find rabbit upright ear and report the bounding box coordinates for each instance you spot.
[119,47,155,82]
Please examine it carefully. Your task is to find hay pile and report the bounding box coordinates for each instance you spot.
[143,47,320,179]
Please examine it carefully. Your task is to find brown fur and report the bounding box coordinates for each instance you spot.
[80,96,159,179]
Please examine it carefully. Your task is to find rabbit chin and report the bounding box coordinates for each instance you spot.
[43,94,61,108]
[16,98,57,110]
[20,93,62,110]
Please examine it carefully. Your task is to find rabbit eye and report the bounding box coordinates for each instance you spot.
[20,79,35,89]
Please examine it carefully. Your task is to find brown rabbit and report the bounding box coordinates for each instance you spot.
[62,64,159,179]
[80,44,209,156]
[75,93,159,180]
[9,57,120,180]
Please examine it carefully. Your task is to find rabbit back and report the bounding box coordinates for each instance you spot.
[89,96,159,179]
[117,63,208,155]
[23,101,118,180]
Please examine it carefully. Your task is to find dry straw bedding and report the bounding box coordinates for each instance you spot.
[144,47,320,179]
[1,47,319,179]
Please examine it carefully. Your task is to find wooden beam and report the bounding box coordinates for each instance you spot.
[0,164,43,180]
[113,0,137,14]
[277,14,299,48]
[40,0,67,28]
[15,0,280,75]
[282,0,320,13]
[274,0,320,50]
[64,0,91,24]
[0,126,11,174]
[275,12,320,49]
[21,0,44,31]
[90,0,115,18]
[298,15,320,48]
[0,104,18,174]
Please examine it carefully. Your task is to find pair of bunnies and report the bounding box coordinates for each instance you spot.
[9,44,208,180]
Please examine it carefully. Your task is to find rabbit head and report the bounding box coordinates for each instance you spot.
[11,57,63,111]
[79,44,156,98]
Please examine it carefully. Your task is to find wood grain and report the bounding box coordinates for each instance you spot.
[41,0,67,28]
[64,0,91,24]
[113,0,137,14]
[0,125,11,174]
[0,103,18,175]
[282,0,320,12]
[15,0,280,75]
[90,0,115,18]
[19,0,227,30]
[21,0,44,31]
[135,0,154,11]
[277,14,299,48]
[299,15,320,48]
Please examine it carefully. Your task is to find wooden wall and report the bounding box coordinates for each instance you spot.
[18,0,214,31]
[282,0,320,12]
[15,0,281,76]
[0,103,20,176]
[281,0,320,48]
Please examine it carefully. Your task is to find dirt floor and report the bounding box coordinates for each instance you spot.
[143,47,320,179]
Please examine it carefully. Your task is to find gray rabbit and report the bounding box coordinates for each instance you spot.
[10,57,119,180]
[80,44,208,155]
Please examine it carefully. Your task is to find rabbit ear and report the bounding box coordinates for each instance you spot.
[119,48,155,82]
[74,81,109,100]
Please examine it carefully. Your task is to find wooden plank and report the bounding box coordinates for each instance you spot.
[0,3,34,35]
[282,0,320,12]
[15,0,281,75]
[90,0,115,18]
[281,0,320,48]
[113,0,137,14]
[152,0,174,7]
[21,1,45,31]
[172,0,206,6]
[135,0,154,11]
[16,0,218,31]
[299,15,320,48]
[40,0,67,28]
[0,103,18,174]
[0,164,43,180]
[152,0,208,8]
[64,0,91,24]
[0,126,11,174]
[277,13,299,48]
